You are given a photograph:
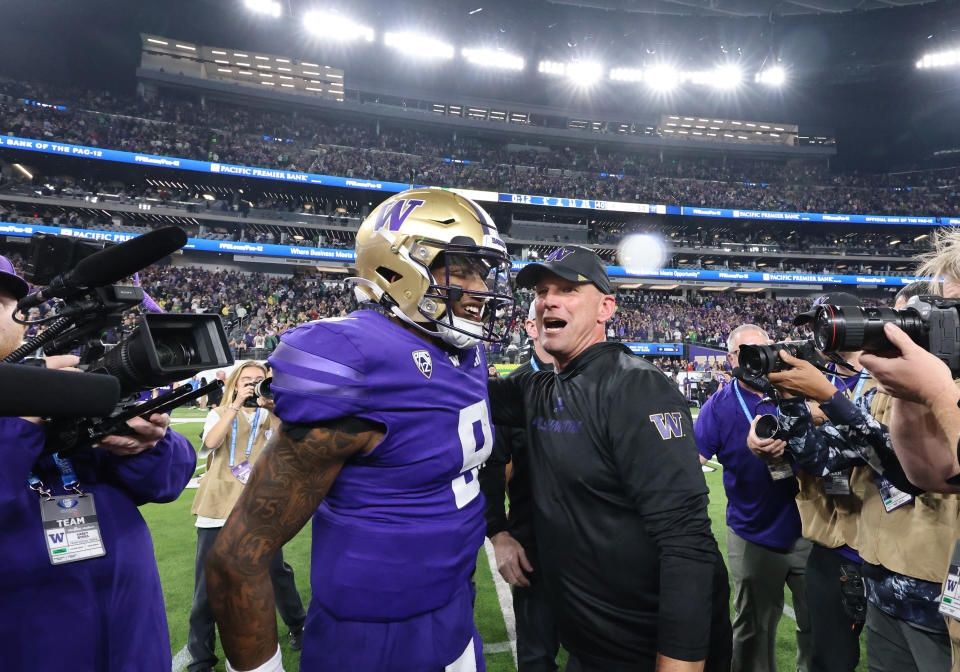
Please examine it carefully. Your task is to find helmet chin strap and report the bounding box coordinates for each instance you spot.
[436,316,482,349]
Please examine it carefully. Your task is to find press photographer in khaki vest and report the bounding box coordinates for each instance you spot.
[186,361,306,672]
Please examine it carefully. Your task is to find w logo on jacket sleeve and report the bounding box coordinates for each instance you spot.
[649,412,684,440]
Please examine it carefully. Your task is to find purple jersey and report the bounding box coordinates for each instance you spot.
[269,310,491,663]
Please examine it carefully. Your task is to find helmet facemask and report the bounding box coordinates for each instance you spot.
[409,239,515,349]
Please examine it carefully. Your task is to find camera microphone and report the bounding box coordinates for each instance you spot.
[17,226,188,312]
[0,363,120,417]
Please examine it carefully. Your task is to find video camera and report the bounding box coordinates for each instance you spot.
[9,227,234,455]
[812,295,960,374]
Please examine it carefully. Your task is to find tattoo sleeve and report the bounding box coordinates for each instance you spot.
[205,418,384,669]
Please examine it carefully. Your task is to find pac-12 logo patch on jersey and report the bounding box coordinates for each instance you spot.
[649,412,684,440]
[412,350,433,379]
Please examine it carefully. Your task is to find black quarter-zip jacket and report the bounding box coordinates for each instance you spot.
[488,341,731,669]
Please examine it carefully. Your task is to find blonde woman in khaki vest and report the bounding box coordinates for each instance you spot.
[186,361,306,672]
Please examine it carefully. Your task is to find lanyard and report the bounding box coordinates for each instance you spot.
[733,382,776,424]
[530,357,540,372]
[229,408,262,467]
[851,370,868,402]
[27,453,81,497]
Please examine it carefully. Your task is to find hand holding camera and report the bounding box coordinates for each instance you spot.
[747,415,787,461]
[767,350,842,403]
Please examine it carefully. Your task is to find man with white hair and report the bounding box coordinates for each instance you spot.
[695,323,812,672]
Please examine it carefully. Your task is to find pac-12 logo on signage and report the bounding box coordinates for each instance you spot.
[373,199,425,232]
[649,412,684,440]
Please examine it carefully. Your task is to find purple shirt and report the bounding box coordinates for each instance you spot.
[269,310,491,659]
[695,381,802,550]
[0,417,195,671]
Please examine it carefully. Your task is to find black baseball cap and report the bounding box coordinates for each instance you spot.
[794,291,861,326]
[516,246,612,294]
[0,255,29,300]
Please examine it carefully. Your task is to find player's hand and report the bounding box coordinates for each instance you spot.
[491,531,533,587]
[860,323,956,405]
[767,351,837,402]
[747,415,786,461]
[99,413,171,456]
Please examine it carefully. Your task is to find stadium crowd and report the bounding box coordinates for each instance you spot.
[118,264,848,357]
[3,78,960,218]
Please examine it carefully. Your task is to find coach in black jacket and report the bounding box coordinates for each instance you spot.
[480,304,559,672]
[488,246,732,672]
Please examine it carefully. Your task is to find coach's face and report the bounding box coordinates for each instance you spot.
[534,273,615,370]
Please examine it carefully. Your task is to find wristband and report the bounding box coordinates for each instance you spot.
[226,645,284,672]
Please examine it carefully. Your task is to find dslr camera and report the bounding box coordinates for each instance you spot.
[242,377,274,408]
[811,296,960,374]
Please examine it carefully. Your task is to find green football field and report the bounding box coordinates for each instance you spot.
[145,408,867,671]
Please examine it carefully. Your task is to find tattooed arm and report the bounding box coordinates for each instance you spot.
[206,417,385,670]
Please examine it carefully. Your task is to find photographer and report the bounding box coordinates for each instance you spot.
[695,324,811,672]
[187,360,306,672]
[748,287,955,672]
[0,255,196,672]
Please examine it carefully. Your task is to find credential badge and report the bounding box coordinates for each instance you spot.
[412,350,433,379]
[57,498,79,509]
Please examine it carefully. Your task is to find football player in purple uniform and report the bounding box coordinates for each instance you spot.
[206,188,515,672]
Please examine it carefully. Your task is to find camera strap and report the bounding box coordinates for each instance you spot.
[733,382,777,423]
[229,408,262,468]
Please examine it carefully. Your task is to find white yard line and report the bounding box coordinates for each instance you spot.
[171,645,191,672]
[483,538,518,666]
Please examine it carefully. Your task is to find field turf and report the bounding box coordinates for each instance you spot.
[143,409,866,671]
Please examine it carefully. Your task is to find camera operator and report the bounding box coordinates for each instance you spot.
[0,255,197,671]
[695,324,811,672]
[188,360,306,672]
[748,287,955,672]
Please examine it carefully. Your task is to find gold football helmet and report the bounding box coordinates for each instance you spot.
[353,188,515,348]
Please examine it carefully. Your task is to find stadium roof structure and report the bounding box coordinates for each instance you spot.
[548,0,935,18]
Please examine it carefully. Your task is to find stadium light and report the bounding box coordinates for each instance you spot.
[538,60,566,76]
[755,65,786,86]
[609,67,645,82]
[917,48,960,69]
[566,60,604,86]
[303,11,374,42]
[462,48,524,71]
[710,65,742,90]
[644,65,679,92]
[244,0,281,18]
[384,31,454,61]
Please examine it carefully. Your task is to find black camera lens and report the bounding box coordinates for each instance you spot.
[813,305,924,353]
[154,340,199,368]
[754,414,781,440]
[739,344,781,378]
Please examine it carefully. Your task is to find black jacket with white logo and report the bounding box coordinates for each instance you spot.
[489,341,731,669]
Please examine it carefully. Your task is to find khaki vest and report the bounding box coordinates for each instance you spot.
[794,376,876,550]
[796,468,867,550]
[854,389,960,583]
[191,408,278,520]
